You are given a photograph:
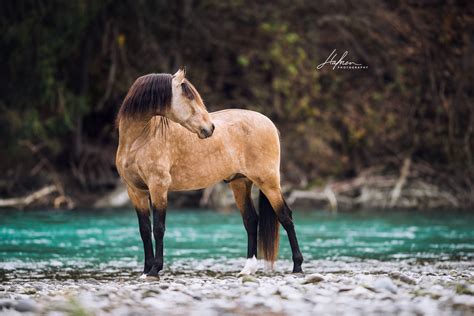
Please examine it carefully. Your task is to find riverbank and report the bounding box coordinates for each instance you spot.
[1,259,473,315]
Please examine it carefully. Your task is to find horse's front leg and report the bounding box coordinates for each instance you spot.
[127,187,154,277]
[136,208,154,275]
[147,177,170,277]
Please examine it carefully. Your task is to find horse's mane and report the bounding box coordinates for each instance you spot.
[116,73,173,124]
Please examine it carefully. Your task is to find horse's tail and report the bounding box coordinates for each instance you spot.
[258,190,279,264]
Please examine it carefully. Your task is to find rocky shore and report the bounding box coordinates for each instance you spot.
[1,259,473,315]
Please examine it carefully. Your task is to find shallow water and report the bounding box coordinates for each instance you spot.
[0,208,473,280]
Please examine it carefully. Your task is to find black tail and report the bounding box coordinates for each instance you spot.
[258,191,279,264]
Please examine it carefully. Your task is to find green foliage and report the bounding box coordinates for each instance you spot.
[1,2,105,148]
[0,0,472,186]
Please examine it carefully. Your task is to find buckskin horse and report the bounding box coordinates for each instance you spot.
[116,69,303,278]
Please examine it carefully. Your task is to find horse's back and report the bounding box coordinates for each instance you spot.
[210,109,281,180]
[211,109,279,139]
[211,108,275,124]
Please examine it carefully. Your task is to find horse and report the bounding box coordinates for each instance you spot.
[115,69,303,278]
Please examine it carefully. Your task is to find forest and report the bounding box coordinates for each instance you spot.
[0,0,472,209]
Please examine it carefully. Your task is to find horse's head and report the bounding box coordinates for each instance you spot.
[168,69,215,139]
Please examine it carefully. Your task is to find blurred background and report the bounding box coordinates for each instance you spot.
[0,0,473,211]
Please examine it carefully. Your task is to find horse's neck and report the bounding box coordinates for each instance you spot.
[118,116,165,150]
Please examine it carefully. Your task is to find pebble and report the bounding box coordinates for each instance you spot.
[302,273,325,284]
[20,287,37,295]
[389,271,417,285]
[241,275,259,284]
[0,299,14,309]
[455,283,474,295]
[373,277,398,294]
[14,299,38,312]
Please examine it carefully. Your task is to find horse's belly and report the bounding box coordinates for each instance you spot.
[168,164,231,191]
[168,170,226,191]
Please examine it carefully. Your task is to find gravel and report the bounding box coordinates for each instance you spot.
[0,259,473,315]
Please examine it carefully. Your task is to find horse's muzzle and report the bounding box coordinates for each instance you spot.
[199,124,215,139]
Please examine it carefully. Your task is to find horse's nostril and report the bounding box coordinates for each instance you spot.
[211,124,215,132]
[200,126,214,138]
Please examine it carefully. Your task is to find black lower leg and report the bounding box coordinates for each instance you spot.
[242,198,259,258]
[136,208,154,274]
[147,205,166,277]
[277,200,303,273]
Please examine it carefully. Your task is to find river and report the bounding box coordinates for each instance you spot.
[1,208,473,315]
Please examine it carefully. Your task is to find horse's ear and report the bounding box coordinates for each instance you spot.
[172,68,186,85]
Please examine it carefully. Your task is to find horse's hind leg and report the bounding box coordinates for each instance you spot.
[127,187,154,277]
[257,181,304,273]
[229,178,259,275]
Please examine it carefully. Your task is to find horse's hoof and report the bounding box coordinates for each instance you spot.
[138,273,160,281]
[237,256,259,276]
[292,266,303,274]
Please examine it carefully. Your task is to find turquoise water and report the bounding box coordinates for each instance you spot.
[0,208,473,277]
